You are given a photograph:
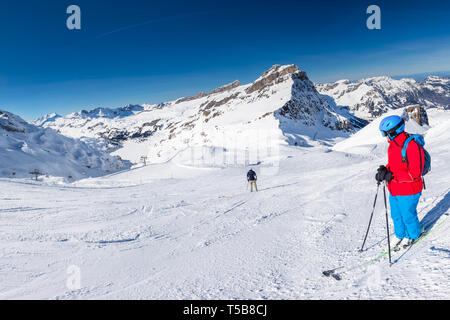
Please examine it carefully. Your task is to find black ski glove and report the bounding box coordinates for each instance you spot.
[375,165,387,183]
[385,171,394,182]
[375,165,393,183]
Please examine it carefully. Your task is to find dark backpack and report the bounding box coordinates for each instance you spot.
[401,134,431,177]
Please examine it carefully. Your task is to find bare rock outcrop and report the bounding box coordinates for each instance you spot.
[175,92,207,104]
[208,80,241,95]
[405,105,429,126]
[246,64,307,94]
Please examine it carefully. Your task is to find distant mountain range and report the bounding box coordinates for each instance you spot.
[18,65,449,166]
[316,75,449,120]
[32,65,365,164]
[391,71,450,81]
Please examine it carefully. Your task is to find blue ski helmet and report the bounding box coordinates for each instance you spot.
[379,115,405,139]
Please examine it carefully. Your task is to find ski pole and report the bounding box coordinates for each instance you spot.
[383,182,392,265]
[360,181,380,252]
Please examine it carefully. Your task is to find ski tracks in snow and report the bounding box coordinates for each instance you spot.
[317,188,450,298]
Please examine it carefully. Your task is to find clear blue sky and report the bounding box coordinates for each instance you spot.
[1,0,449,120]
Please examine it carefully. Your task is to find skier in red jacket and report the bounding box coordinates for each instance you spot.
[376,115,425,249]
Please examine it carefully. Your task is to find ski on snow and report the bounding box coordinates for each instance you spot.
[322,216,448,281]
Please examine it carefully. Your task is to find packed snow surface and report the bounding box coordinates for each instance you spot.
[0,109,449,299]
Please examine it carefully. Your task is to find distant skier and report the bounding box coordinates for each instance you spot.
[376,115,426,250]
[247,168,258,192]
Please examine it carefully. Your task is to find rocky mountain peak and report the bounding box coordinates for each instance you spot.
[175,81,241,105]
[261,64,298,78]
[175,92,207,104]
[208,80,241,95]
[246,64,306,94]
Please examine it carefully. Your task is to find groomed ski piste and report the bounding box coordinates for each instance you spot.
[0,108,449,299]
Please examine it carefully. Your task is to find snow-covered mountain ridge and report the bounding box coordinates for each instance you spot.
[316,75,450,120]
[36,65,363,164]
[0,110,130,180]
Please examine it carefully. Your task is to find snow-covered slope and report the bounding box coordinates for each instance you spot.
[0,110,131,180]
[332,107,429,156]
[37,65,363,164]
[1,108,448,299]
[316,76,450,120]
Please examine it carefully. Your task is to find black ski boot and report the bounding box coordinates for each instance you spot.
[394,238,407,252]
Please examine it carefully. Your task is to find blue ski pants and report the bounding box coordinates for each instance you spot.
[389,192,422,240]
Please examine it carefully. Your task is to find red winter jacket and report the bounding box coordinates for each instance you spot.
[386,132,424,196]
